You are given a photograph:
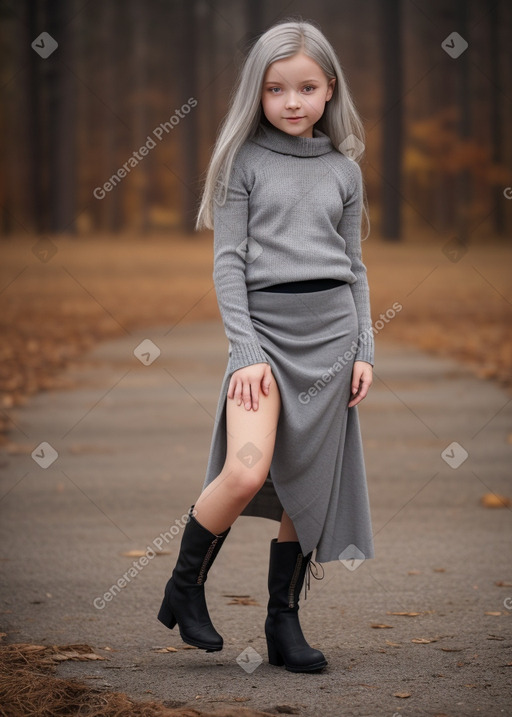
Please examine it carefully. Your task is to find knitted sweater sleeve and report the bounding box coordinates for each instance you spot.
[338,161,375,366]
[213,160,270,375]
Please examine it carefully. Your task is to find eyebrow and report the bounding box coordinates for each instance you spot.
[264,78,320,85]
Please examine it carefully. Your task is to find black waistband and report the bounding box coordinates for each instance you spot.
[255,278,347,294]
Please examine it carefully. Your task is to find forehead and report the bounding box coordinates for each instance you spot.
[263,53,325,82]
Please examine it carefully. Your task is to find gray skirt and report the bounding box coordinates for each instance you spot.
[202,283,374,564]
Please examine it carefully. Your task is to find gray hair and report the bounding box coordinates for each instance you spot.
[196,18,369,237]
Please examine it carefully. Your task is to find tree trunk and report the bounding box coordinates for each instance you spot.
[380,0,403,241]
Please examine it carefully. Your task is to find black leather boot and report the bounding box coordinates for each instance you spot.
[157,506,230,652]
[265,538,327,673]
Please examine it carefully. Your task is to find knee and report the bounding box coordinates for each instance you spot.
[223,465,268,503]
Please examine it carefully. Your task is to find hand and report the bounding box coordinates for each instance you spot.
[227,362,272,411]
[348,361,373,408]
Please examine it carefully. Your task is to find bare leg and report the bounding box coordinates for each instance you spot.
[277,510,298,542]
[194,379,281,534]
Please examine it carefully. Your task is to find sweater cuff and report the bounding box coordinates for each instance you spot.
[354,336,374,366]
[228,341,269,375]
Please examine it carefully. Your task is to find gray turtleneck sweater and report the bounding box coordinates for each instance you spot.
[213,121,374,374]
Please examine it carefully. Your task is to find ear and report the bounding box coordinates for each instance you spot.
[326,77,336,102]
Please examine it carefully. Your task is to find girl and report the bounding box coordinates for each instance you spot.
[157,18,374,674]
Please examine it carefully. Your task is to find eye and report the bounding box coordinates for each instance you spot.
[303,85,316,93]
[267,87,282,94]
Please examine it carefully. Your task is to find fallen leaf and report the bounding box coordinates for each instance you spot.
[387,611,421,617]
[433,568,446,573]
[370,624,393,629]
[153,646,178,653]
[495,581,512,587]
[408,570,421,575]
[227,596,261,606]
[485,611,502,616]
[412,637,438,644]
[385,640,401,647]
[394,692,411,698]
[120,550,170,558]
[440,647,464,652]
[480,493,512,508]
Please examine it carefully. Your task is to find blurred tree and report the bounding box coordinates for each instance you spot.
[380,0,403,241]
[47,0,76,233]
[176,0,200,234]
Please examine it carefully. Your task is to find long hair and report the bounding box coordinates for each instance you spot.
[195,18,370,239]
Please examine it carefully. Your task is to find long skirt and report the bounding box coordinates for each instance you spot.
[202,282,374,564]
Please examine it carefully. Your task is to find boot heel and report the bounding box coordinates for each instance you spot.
[157,599,177,629]
[266,635,284,666]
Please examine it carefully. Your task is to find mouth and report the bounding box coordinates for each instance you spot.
[284,116,305,121]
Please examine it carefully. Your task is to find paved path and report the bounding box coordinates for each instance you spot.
[1,322,511,717]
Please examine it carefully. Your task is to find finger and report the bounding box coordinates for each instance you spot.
[233,378,243,406]
[262,366,272,395]
[227,377,235,399]
[242,381,252,411]
[251,379,260,411]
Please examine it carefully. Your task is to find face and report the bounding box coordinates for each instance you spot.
[261,52,335,138]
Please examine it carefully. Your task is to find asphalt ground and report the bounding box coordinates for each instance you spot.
[1,321,511,716]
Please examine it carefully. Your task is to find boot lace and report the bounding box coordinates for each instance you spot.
[304,557,324,602]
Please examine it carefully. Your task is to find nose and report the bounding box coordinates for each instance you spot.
[284,90,301,110]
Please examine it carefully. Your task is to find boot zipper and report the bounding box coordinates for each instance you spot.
[197,537,218,585]
[288,553,303,608]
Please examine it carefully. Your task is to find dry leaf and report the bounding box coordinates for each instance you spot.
[394,692,411,698]
[433,568,446,573]
[495,581,512,587]
[385,640,401,647]
[120,550,170,558]
[153,646,178,653]
[408,570,421,575]
[485,611,502,616]
[440,647,463,652]
[227,596,261,606]
[387,611,421,617]
[412,637,438,644]
[370,624,393,629]
[480,493,512,508]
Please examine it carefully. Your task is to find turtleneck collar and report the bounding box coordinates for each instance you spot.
[250,121,334,158]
